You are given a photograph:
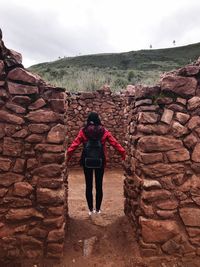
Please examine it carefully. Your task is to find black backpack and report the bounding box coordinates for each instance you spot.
[82,138,104,168]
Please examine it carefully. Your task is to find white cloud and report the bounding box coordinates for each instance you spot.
[0,0,199,67]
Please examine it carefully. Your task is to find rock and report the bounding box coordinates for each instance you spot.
[183,133,197,149]
[135,99,152,107]
[178,65,200,76]
[18,235,43,248]
[37,178,63,189]
[171,121,188,137]
[25,134,43,143]
[141,163,185,178]
[83,236,97,256]
[27,158,38,170]
[28,98,46,110]
[0,60,4,75]
[166,148,190,162]
[188,96,200,110]
[47,206,64,216]
[156,97,173,105]
[155,200,178,210]
[32,164,62,177]
[7,81,38,95]
[47,243,64,254]
[3,137,23,157]
[7,68,40,84]
[167,103,185,112]
[34,144,64,153]
[156,210,176,219]
[12,96,31,105]
[136,151,163,164]
[0,157,12,171]
[180,207,200,227]
[186,227,200,237]
[0,172,24,187]
[137,124,169,135]
[28,228,48,239]
[192,143,200,162]
[13,158,25,173]
[0,110,24,124]
[6,208,44,221]
[176,97,187,105]
[3,197,32,207]
[188,116,200,130]
[8,49,22,64]
[13,182,33,197]
[26,110,61,123]
[47,124,65,144]
[37,188,65,204]
[12,129,28,138]
[40,153,64,163]
[50,99,66,113]
[0,188,8,197]
[43,216,64,228]
[175,112,190,124]
[47,227,65,242]
[160,75,197,97]
[161,109,174,124]
[161,239,181,254]
[138,112,159,124]
[142,190,171,202]
[137,136,183,152]
[143,179,162,189]
[5,103,26,114]
[28,123,50,133]
[140,217,179,243]
[134,86,160,100]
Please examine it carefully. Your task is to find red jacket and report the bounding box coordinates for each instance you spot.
[67,128,126,165]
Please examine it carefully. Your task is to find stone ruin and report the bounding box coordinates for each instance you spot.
[0,31,68,260]
[124,60,200,257]
[1,28,200,262]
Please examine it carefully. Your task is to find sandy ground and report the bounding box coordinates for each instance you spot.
[5,168,200,267]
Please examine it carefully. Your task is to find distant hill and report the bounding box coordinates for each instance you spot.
[29,42,200,92]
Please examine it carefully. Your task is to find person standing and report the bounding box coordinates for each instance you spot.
[67,112,126,215]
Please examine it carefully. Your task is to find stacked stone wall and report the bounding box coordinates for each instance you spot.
[68,88,126,168]
[0,35,68,261]
[124,59,200,257]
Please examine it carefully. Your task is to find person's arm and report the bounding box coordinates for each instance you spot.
[67,130,84,161]
[106,131,126,160]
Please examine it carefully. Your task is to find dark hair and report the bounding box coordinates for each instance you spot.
[86,112,102,126]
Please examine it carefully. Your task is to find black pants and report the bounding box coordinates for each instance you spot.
[83,166,104,211]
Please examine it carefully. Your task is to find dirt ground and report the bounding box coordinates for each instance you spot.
[6,168,200,267]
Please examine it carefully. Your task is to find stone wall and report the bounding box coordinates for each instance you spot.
[124,59,200,257]
[0,34,68,261]
[68,88,126,168]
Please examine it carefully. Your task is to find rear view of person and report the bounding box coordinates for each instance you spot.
[67,112,126,215]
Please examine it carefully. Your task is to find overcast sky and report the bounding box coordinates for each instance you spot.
[1,0,200,67]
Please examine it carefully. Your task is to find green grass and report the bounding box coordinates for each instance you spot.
[29,42,200,92]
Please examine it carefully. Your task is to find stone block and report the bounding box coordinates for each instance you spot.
[140,217,179,243]
[161,108,174,124]
[8,81,38,95]
[160,75,197,97]
[37,188,65,204]
[6,208,44,221]
[137,136,183,152]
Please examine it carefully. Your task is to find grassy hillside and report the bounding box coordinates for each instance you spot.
[29,42,200,92]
